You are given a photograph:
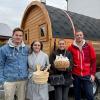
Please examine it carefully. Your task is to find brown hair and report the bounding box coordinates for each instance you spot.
[12,27,24,35]
[29,40,43,54]
[58,39,66,44]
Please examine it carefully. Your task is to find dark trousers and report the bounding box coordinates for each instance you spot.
[73,74,94,100]
[54,85,69,100]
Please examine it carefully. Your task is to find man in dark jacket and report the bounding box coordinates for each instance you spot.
[68,30,96,100]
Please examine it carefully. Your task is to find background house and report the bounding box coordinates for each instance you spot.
[0,23,12,46]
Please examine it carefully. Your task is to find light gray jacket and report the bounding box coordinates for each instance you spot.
[28,50,49,72]
[27,51,49,100]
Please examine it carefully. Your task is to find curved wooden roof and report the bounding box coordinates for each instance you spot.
[21,1,100,40]
[46,5,100,40]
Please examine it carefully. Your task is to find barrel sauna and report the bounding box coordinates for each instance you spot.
[21,1,100,71]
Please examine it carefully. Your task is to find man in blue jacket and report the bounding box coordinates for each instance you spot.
[0,27,29,100]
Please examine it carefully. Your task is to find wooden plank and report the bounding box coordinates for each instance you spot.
[25,16,45,27]
[26,7,42,20]
[22,3,52,55]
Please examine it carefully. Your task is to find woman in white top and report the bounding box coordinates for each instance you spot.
[27,40,49,100]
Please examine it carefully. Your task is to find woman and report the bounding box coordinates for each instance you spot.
[49,39,73,100]
[27,40,49,100]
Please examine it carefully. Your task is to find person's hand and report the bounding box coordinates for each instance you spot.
[90,75,95,82]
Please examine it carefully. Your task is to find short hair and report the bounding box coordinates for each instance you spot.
[12,27,24,35]
[74,29,84,37]
[75,29,83,33]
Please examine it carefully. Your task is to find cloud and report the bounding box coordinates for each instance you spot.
[0,0,99,30]
[47,0,67,10]
[0,0,30,29]
[0,0,67,29]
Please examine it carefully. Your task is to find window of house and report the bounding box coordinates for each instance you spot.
[39,23,47,41]
[24,30,29,43]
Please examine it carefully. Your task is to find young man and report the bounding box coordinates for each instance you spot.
[0,28,29,100]
[68,30,96,100]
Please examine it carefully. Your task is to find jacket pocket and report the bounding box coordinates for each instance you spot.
[6,54,16,62]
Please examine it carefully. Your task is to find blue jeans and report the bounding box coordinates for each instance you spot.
[54,85,69,100]
[72,74,94,100]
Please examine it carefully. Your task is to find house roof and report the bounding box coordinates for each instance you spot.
[46,5,100,40]
[0,23,12,37]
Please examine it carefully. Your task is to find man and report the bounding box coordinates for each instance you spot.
[68,30,96,100]
[0,28,29,100]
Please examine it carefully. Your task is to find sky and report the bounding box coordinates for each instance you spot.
[0,0,67,30]
[0,0,100,30]
[68,0,100,19]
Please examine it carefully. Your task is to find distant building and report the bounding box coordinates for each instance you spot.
[0,23,12,46]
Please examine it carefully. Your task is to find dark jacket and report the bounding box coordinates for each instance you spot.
[49,49,73,86]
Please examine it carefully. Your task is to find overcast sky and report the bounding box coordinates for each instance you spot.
[68,0,100,19]
[0,0,100,30]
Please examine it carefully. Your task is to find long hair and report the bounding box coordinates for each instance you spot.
[29,40,43,54]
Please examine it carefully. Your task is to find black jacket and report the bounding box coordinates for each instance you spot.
[49,49,73,86]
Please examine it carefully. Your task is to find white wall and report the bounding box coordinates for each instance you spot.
[68,0,100,19]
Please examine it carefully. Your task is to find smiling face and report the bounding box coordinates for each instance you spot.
[33,41,41,53]
[12,31,23,45]
[75,31,84,43]
[58,40,66,50]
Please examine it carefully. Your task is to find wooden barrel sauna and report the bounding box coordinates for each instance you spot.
[21,1,100,70]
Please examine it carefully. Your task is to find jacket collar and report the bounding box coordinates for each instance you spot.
[73,39,86,48]
[7,38,25,48]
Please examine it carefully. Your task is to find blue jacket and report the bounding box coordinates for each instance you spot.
[0,39,29,84]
